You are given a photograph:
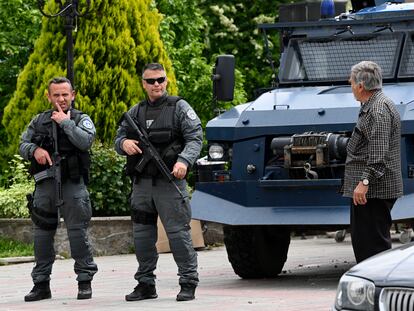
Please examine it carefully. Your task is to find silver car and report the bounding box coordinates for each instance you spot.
[333,242,414,311]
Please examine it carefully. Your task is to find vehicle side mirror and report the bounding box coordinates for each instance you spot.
[212,55,235,102]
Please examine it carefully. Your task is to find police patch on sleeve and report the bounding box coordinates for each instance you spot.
[186,109,197,120]
[82,119,93,129]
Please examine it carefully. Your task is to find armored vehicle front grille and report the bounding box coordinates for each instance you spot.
[298,34,399,81]
[280,32,406,83]
[379,287,414,311]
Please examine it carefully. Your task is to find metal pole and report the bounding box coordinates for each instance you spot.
[65,13,75,88]
[38,0,91,98]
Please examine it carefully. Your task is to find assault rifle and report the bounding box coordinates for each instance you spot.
[123,112,185,200]
[32,120,63,224]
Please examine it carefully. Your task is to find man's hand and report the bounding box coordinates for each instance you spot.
[353,181,368,206]
[34,147,53,166]
[172,162,187,180]
[122,139,142,155]
[51,102,70,124]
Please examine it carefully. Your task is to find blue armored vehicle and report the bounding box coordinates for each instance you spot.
[191,0,414,278]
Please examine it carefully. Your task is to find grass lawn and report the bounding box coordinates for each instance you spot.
[0,237,34,258]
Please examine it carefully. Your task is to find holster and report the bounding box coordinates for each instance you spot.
[26,193,34,214]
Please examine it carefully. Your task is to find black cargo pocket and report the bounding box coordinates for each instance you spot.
[131,208,158,225]
[32,196,58,230]
[172,198,191,225]
[74,195,92,222]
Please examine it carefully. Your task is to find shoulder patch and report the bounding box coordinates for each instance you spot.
[186,109,197,121]
[82,119,93,129]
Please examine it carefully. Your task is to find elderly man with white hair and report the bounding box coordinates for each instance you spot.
[343,61,403,263]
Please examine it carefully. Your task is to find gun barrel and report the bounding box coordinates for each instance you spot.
[52,121,63,224]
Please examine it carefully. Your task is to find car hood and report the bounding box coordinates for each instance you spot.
[347,242,414,287]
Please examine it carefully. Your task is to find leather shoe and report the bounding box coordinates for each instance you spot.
[125,283,157,301]
[176,284,196,301]
[24,282,51,302]
[77,281,92,299]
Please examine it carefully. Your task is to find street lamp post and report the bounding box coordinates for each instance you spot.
[37,0,91,90]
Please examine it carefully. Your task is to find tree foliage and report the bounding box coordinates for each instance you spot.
[155,0,295,123]
[2,0,176,156]
[0,0,41,169]
[198,0,293,100]
[156,0,247,127]
[0,0,41,107]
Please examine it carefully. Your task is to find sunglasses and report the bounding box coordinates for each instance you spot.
[143,77,166,85]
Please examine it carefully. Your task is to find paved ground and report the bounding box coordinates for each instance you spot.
[0,235,358,311]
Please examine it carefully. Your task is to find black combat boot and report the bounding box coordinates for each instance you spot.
[24,281,51,302]
[77,281,92,299]
[125,283,158,301]
[176,284,196,301]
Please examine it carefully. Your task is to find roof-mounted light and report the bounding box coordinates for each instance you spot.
[321,0,335,19]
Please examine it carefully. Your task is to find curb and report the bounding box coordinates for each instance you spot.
[0,254,64,265]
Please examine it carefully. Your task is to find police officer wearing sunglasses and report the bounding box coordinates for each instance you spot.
[114,63,203,302]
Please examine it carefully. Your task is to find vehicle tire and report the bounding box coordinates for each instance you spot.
[334,229,347,243]
[399,229,412,244]
[223,225,290,279]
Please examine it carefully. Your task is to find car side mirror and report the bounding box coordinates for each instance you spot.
[212,55,235,102]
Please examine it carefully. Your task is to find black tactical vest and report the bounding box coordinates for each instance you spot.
[125,96,184,177]
[29,109,91,183]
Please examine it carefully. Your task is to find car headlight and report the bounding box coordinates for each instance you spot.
[209,144,224,160]
[335,275,375,311]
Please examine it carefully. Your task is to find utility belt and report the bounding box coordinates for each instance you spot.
[133,174,165,185]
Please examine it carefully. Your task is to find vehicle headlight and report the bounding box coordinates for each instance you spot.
[209,144,224,160]
[335,275,375,311]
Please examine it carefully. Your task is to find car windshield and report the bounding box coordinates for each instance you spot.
[278,32,414,84]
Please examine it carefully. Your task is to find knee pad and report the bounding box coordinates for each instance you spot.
[31,207,58,231]
[131,209,158,225]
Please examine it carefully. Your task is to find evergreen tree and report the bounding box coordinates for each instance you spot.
[2,0,176,155]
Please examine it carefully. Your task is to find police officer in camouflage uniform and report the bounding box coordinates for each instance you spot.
[20,77,98,301]
[115,63,203,302]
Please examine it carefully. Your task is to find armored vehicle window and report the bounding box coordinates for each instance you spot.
[279,33,403,84]
[398,32,414,78]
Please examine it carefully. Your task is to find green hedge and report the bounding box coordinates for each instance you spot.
[0,143,131,218]
[0,155,33,218]
[89,141,131,216]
